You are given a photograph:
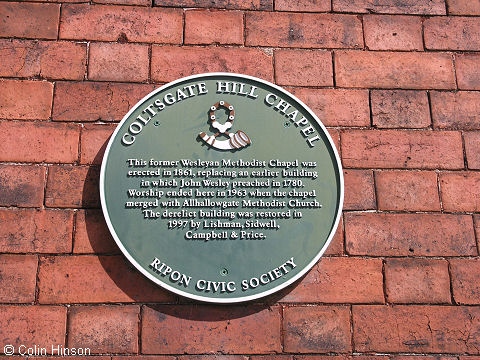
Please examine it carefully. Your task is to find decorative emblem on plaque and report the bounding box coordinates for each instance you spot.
[100,73,343,303]
[199,101,251,151]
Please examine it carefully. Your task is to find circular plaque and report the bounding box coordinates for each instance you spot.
[100,73,343,303]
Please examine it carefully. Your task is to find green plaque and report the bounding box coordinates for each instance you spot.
[100,73,343,303]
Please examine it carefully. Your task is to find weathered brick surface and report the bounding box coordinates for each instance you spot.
[440,172,480,212]
[142,305,282,354]
[431,91,480,130]
[0,209,73,253]
[425,17,480,51]
[80,124,116,165]
[280,257,384,303]
[353,305,480,353]
[74,209,119,254]
[0,79,53,120]
[0,121,79,163]
[0,254,38,303]
[275,50,333,87]
[155,0,272,10]
[324,215,344,256]
[375,171,441,211]
[385,258,451,304]
[68,305,139,353]
[151,46,273,82]
[289,88,370,127]
[0,306,66,353]
[371,90,431,128]
[246,13,363,48]
[456,54,480,90]
[364,15,423,51]
[283,306,351,353]
[88,43,149,83]
[38,255,174,303]
[341,130,463,169]
[45,165,100,208]
[335,51,455,89]
[345,213,477,256]
[450,259,480,305]
[53,82,156,122]
[0,39,86,80]
[333,0,446,14]
[0,165,45,207]
[185,10,244,45]
[95,0,149,4]
[343,169,376,210]
[0,2,60,39]
[275,0,330,11]
[60,4,183,43]
[464,132,480,170]
[447,0,480,14]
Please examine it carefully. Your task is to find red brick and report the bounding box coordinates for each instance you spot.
[343,170,376,210]
[88,43,149,82]
[179,357,248,360]
[364,15,423,51]
[333,0,446,14]
[385,258,450,304]
[447,0,480,14]
[375,171,441,211]
[335,51,455,89]
[68,305,139,353]
[327,128,341,154]
[431,91,480,130]
[38,255,174,303]
[476,216,480,248]
[371,90,430,128]
[155,0,272,9]
[0,2,59,39]
[275,50,333,87]
[142,305,281,354]
[0,209,73,253]
[425,17,480,50]
[53,82,155,122]
[283,306,351,353]
[251,357,291,360]
[151,46,273,82]
[0,255,37,303]
[80,124,116,165]
[0,79,53,120]
[440,172,480,212]
[45,165,99,208]
[94,0,149,4]
[353,305,480,353]
[0,165,45,207]
[345,213,476,256]
[0,306,66,353]
[246,13,363,48]
[74,209,120,254]
[275,0,330,11]
[60,4,182,43]
[289,88,369,127]
[324,215,344,256]
[341,130,463,169]
[465,132,480,170]
[0,121,79,163]
[281,258,384,303]
[115,357,175,360]
[456,54,480,90]
[451,259,480,304]
[0,39,86,80]
[185,10,243,45]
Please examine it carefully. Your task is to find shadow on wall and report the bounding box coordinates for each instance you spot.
[81,137,300,319]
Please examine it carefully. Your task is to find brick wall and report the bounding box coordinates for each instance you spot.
[1,0,480,358]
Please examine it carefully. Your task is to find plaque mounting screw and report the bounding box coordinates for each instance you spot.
[221,268,228,276]
[284,121,291,128]
[154,120,160,126]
